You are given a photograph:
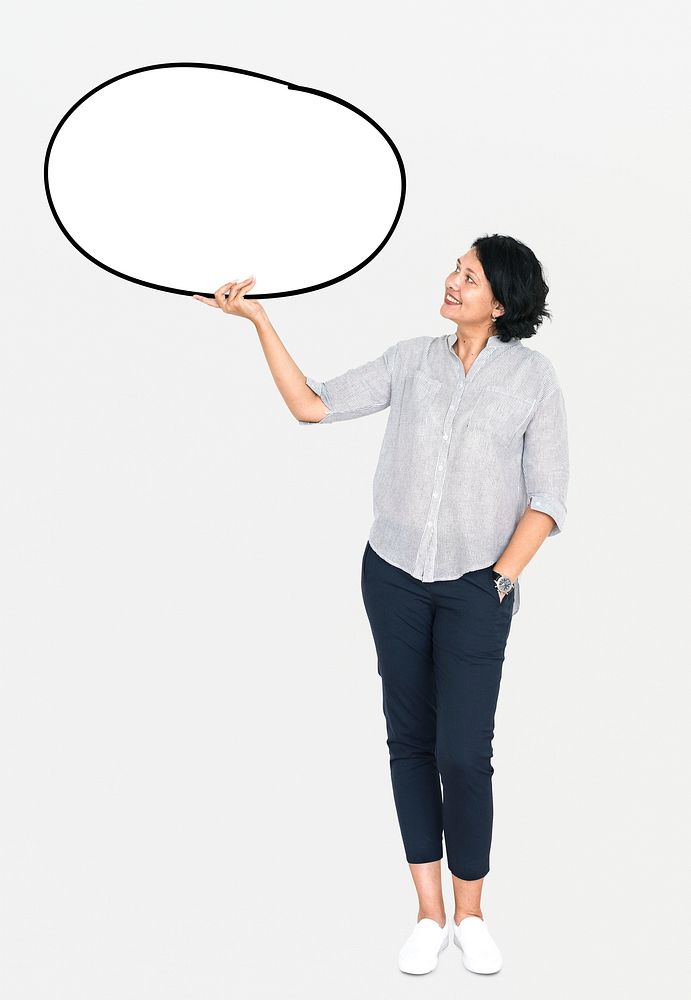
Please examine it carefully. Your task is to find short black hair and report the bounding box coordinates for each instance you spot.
[470,234,551,342]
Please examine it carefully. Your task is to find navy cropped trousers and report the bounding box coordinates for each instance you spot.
[360,540,515,881]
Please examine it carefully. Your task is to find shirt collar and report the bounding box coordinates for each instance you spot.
[446,331,516,356]
[445,331,518,378]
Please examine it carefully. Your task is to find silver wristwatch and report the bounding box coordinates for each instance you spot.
[492,569,514,595]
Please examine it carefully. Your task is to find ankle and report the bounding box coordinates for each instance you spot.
[454,909,483,925]
[417,909,446,928]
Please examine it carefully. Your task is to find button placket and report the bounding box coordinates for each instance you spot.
[406,335,519,588]
[420,381,463,580]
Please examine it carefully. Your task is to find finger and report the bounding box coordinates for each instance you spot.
[231,281,253,310]
[192,294,220,307]
[223,276,255,300]
[214,280,238,307]
[228,276,256,302]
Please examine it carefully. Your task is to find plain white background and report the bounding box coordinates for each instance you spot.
[1,1,689,997]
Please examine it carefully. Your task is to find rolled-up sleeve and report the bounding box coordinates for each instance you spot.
[521,385,569,535]
[298,341,399,424]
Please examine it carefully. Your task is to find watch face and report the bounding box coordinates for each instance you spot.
[498,577,512,594]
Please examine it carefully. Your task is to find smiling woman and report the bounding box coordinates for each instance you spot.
[291,233,568,971]
[195,231,568,976]
[441,234,552,345]
[296,233,567,604]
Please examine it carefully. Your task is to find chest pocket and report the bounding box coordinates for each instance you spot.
[407,372,442,400]
[467,387,536,446]
[401,372,442,431]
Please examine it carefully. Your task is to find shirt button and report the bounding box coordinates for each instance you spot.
[443,434,448,440]
[427,521,432,527]
[433,491,438,498]
[438,463,443,470]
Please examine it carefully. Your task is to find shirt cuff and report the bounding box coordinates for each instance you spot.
[298,377,335,424]
[528,494,566,535]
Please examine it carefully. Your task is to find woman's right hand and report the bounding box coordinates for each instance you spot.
[192,277,264,322]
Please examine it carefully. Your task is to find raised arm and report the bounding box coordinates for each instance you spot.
[193,277,397,424]
[251,308,334,423]
[253,309,398,424]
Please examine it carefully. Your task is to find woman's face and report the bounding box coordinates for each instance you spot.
[441,248,504,333]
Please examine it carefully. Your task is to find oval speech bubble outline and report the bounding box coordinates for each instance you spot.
[44,63,406,301]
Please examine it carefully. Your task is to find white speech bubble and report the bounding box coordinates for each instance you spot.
[44,63,406,300]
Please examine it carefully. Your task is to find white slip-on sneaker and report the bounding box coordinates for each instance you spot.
[453,915,503,974]
[398,917,450,974]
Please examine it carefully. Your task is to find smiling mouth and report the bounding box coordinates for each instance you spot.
[445,292,461,305]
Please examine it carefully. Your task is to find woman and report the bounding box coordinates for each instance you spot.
[193,233,569,976]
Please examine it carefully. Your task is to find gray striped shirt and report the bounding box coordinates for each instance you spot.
[299,330,569,616]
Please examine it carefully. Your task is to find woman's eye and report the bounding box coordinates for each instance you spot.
[454,264,474,283]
